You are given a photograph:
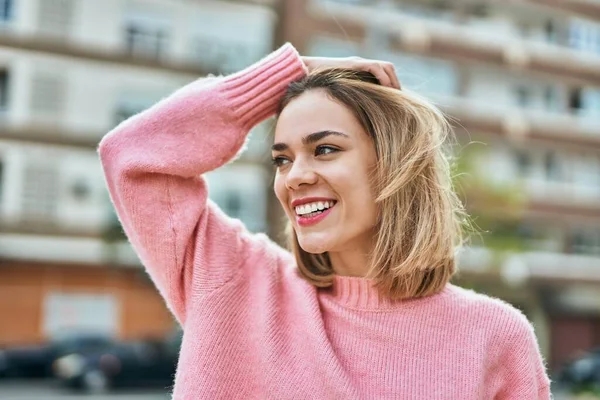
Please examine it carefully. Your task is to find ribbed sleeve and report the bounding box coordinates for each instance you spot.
[98,43,306,325]
[222,43,307,129]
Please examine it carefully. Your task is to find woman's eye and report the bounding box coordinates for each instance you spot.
[271,156,290,167]
[315,145,339,156]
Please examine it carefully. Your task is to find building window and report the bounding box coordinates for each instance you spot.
[569,19,600,54]
[314,0,368,5]
[113,94,157,127]
[0,158,4,204]
[514,149,531,176]
[223,190,242,219]
[569,87,583,112]
[206,165,267,233]
[43,292,118,338]
[544,20,557,44]
[515,85,531,107]
[37,0,75,39]
[580,88,600,119]
[29,72,66,118]
[113,91,166,128]
[544,151,562,181]
[0,69,8,110]
[543,86,558,111]
[191,38,249,74]
[518,23,532,39]
[125,20,169,60]
[365,51,457,97]
[572,154,594,187]
[598,157,600,186]
[21,163,59,223]
[308,36,359,58]
[0,0,11,21]
[114,104,143,126]
[570,230,600,255]
[467,3,490,18]
[70,179,91,201]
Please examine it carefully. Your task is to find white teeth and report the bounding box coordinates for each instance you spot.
[294,201,336,216]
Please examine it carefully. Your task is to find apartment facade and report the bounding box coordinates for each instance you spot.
[0,0,276,345]
[1,0,599,373]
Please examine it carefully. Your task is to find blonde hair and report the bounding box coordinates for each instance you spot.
[277,68,468,300]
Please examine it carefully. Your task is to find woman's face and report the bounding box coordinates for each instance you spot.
[273,90,378,255]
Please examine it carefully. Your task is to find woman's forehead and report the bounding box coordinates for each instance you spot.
[275,92,363,142]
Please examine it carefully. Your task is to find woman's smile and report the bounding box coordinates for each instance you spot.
[295,202,337,227]
[292,197,338,227]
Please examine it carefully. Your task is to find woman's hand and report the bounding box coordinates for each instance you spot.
[301,56,401,90]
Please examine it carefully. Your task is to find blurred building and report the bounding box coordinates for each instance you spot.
[278,0,600,372]
[0,0,276,345]
[1,0,599,376]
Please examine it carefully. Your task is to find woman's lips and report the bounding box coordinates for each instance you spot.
[296,203,336,227]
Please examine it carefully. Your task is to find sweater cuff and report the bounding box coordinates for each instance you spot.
[221,43,308,130]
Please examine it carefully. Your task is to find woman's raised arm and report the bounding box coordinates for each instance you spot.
[98,44,306,325]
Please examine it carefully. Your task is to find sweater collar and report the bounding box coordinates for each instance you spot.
[322,274,452,311]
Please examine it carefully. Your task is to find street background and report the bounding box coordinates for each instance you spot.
[0,0,600,398]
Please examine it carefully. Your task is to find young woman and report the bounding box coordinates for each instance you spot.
[99,44,550,399]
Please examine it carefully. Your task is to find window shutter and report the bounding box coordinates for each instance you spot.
[20,163,59,224]
[37,0,75,39]
[30,72,66,120]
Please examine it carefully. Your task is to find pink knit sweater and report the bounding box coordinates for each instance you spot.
[99,44,551,399]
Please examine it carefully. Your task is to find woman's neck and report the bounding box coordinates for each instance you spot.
[328,246,371,277]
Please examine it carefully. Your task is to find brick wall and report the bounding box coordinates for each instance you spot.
[0,261,175,346]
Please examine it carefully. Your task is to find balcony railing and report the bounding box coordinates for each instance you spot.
[0,232,140,266]
[459,246,600,284]
[308,0,600,87]
[431,95,600,149]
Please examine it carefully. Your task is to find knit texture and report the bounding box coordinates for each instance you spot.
[99,43,551,399]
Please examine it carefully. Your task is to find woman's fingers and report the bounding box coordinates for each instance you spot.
[384,62,402,90]
[302,55,401,89]
[366,63,392,88]
[357,59,400,90]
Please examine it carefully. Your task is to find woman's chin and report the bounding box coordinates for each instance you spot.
[297,237,332,254]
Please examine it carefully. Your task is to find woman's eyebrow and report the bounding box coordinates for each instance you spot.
[271,130,349,151]
[302,130,348,145]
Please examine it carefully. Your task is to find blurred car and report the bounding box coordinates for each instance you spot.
[0,349,7,378]
[54,331,182,393]
[0,333,113,378]
[554,348,600,393]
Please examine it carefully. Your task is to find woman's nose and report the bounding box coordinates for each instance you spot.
[285,159,318,190]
